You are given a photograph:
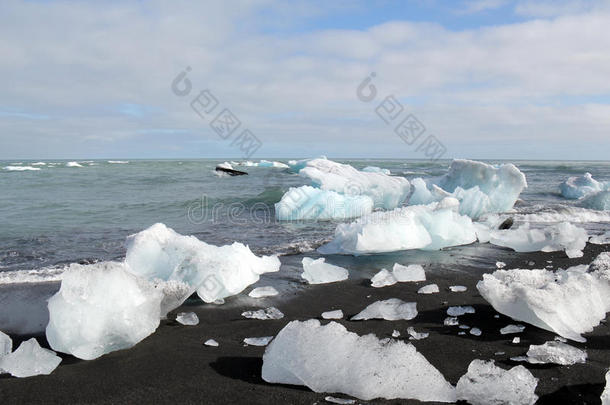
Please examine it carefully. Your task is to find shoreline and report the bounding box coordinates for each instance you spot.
[1,243,609,404]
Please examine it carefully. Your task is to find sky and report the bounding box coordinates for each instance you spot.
[1,0,609,160]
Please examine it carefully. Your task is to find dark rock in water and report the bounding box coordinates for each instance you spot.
[498,217,514,230]
[215,167,248,176]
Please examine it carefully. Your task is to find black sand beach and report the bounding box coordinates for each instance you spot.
[1,243,609,405]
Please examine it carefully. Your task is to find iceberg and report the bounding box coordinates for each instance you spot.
[319,198,477,254]
[322,310,344,320]
[489,222,588,258]
[477,258,610,342]
[176,312,199,326]
[525,341,586,365]
[370,269,397,288]
[393,263,426,282]
[301,258,349,284]
[262,320,456,402]
[0,338,62,378]
[299,158,410,210]
[351,298,417,321]
[456,359,538,405]
[125,223,280,304]
[241,307,284,320]
[46,262,164,360]
[560,173,607,199]
[275,186,373,221]
[248,286,279,298]
[408,159,527,219]
[580,190,610,211]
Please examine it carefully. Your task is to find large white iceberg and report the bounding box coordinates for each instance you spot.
[456,359,538,405]
[489,222,588,258]
[408,160,527,219]
[477,257,610,342]
[560,173,607,199]
[275,186,373,221]
[319,198,477,254]
[262,320,456,402]
[301,258,349,284]
[0,338,62,378]
[46,262,164,360]
[125,223,281,303]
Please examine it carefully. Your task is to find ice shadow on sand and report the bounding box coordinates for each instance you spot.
[537,383,605,404]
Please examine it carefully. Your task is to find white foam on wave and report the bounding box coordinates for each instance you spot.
[0,267,65,284]
[3,166,41,171]
[66,162,83,167]
[108,160,129,164]
[509,206,610,223]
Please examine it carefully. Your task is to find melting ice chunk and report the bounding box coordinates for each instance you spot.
[176,312,199,326]
[444,317,459,326]
[513,337,521,344]
[496,261,506,269]
[322,310,344,320]
[456,359,538,405]
[560,173,607,199]
[248,286,279,298]
[581,190,610,211]
[500,324,525,335]
[243,336,274,346]
[302,258,349,284]
[590,231,610,245]
[418,284,439,294]
[351,299,418,321]
[204,339,219,347]
[0,330,11,356]
[324,396,356,404]
[242,307,285,320]
[392,263,426,282]
[0,338,62,378]
[407,327,429,340]
[262,320,456,402]
[392,330,401,338]
[470,328,482,336]
[602,369,609,405]
[447,306,475,316]
[526,341,587,365]
[370,268,397,288]
[449,285,467,292]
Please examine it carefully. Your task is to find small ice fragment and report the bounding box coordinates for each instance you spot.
[176,312,199,326]
[449,285,467,292]
[526,341,587,365]
[554,336,567,343]
[547,260,553,264]
[322,310,344,320]
[528,261,535,266]
[242,307,285,320]
[371,268,397,288]
[301,258,349,284]
[470,328,482,336]
[325,396,356,404]
[0,338,62,378]
[418,284,439,294]
[243,336,274,347]
[447,306,475,316]
[496,261,506,269]
[602,369,609,404]
[459,325,470,329]
[500,324,525,335]
[392,330,401,338]
[510,356,528,362]
[204,339,219,347]
[0,330,12,356]
[494,315,500,319]
[512,337,521,344]
[249,286,279,298]
[444,317,459,326]
[458,331,466,335]
[392,263,426,282]
[407,327,429,340]
[351,298,417,321]
[213,298,225,305]
[456,359,538,405]
[494,351,505,356]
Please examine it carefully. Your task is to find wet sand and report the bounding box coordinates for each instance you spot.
[1,243,609,404]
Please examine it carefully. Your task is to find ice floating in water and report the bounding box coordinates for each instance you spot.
[361,166,391,175]
[580,190,610,211]
[456,359,538,405]
[248,286,279,298]
[176,312,199,326]
[407,326,429,340]
[418,284,439,294]
[300,158,410,210]
[204,339,219,347]
[500,324,525,335]
[449,285,467,292]
[602,370,610,405]
[393,263,426,282]
[447,306,475,316]
[0,330,11,357]
[322,310,344,320]
[560,173,607,199]
[243,336,274,346]
[241,307,284,320]
[513,337,521,344]
[351,298,417,321]
[46,262,164,360]
[319,198,477,254]
[470,328,482,336]
[489,222,588,258]
[591,231,610,245]
[526,341,587,365]
[370,269,397,288]
[444,317,459,326]
[409,159,527,219]
[477,257,610,342]
[275,185,373,220]
[125,223,280,304]
[301,258,349,284]
[0,338,62,378]
[262,320,456,402]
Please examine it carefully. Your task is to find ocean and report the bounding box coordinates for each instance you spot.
[1,158,609,289]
